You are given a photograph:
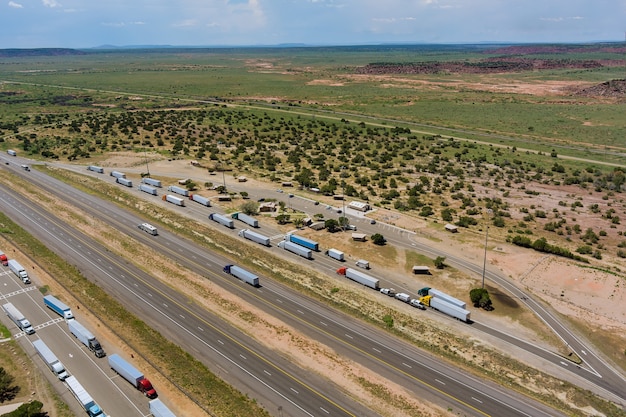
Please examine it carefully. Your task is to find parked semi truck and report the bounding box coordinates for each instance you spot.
[427,288,467,309]
[149,399,177,417]
[223,265,259,287]
[285,234,319,251]
[325,248,345,261]
[65,375,106,417]
[8,259,30,284]
[189,193,211,206]
[2,302,35,335]
[68,319,106,358]
[87,165,104,174]
[420,295,470,322]
[116,177,133,187]
[209,213,234,229]
[0,250,8,266]
[7,149,17,156]
[108,354,157,398]
[231,212,259,228]
[110,171,126,179]
[167,185,189,197]
[238,229,270,246]
[142,177,162,187]
[163,194,185,206]
[43,295,74,320]
[278,240,312,259]
[32,339,69,380]
[139,183,158,195]
[336,267,379,290]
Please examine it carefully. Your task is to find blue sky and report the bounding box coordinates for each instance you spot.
[1,0,625,48]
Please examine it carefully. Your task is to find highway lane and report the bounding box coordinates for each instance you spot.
[0,180,373,417]
[0,166,568,416]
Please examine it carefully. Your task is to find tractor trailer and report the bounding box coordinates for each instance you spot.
[110,171,126,179]
[167,185,189,197]
[8,259,30,284]
[326,248,345,261]
[43,295,74,320]
[87,165,104,174]
[116,177,133,187]
[223,265,259,287]
[32,339,69,380]
[336,267,379,290]
[421,295,470,322]
[238,229,270,246]
[428,288,466,309]
[108,354,157,398]
[149,399,177,417]
[65,376,106,417]
[189,193,211,206]
[232,212,258,228]
[278,240,312,259]
[209,213,234,228]
[68,319,106,358]
[142,177,162,187]
[2,302,35,335]
[285,234,319,251]
[163,194,185,207]
[139,184,158,196]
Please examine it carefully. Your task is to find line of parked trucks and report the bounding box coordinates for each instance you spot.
[0,283,176,417]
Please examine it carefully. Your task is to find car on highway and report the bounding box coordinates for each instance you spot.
[409,299,426,310]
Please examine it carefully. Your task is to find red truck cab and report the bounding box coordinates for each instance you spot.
[0,252,8,266]
[138,378,157,398]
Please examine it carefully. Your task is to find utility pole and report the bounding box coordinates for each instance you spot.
[341,166,346,231]
[144,150,150,177]
[481,209,493,289]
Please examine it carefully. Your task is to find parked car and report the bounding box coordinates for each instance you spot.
[409,299,426,310]
[380,288,396,296]
[370,219,376,225]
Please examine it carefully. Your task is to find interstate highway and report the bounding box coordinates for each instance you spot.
[1,162,564,416]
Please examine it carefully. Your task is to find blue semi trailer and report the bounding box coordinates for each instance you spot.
[286,234,319,251]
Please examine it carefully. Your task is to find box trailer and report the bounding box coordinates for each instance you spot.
[209,213,234,229]
[65,375,106,417]
[116,177,133,187]
[87,165,104,174]
[2,302,35,335]
[68,319,106,358]
[421,295,470,322]
[139,184,158,195]
[428,288,466,309]
[149,399,177,417]
[167,185,189,197]
[7,149,17,156]
[231,212,259,228]
[163,194,185,207]
[32,339,69,380]
[278,240,312,259]
[326,248,345,261]
[238,229,270,246]
[43,295,74,320]
[286,234,319,251]
[138,223,158,235]
[142,177,162,187]
[189,193,211,207]
[108,354,157,398]
[110,171,126,179]
[8,259,30,284]
[223,265,259,287]
[336,267,379,290]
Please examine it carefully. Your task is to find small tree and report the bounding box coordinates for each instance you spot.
[4,400,47,417]
[185,181,197,191]
[276,214,290,224]
[371,233,386,245]
[0,367,20,402]
[338,216,349,228]
[434,256,446,269]
[293,217,305,228]
[325,218,339,232]
[240,191,249,199]
[470,288,493,310]
[239,201,259,216]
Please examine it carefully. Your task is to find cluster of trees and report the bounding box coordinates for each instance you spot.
[0,366,47,416]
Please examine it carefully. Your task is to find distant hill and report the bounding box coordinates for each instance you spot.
[0,48,87,57]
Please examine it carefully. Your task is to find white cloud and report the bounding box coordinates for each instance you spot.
[173,19,197,28]
[42,0,61,7]
[540,16,584,22]
[371,17,416,23]
[8,1,23,8]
